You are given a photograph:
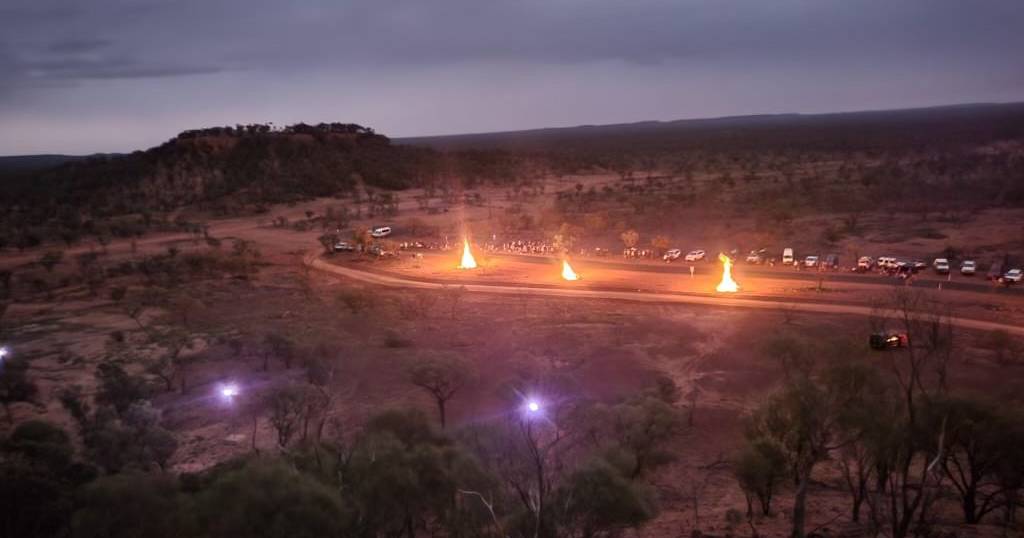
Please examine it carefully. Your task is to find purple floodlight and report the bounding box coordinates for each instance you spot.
[219,383,240,401]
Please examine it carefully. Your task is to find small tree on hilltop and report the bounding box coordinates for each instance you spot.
[263,332,296,371]
[0,357,38,423]
[551,458,658,536]
[407,353,474,429]
[735,440,788,516]
[193,461,353,536]
[71,472,187,538]
[928,396,1018,524]
[620,229,639,250]
[552,223,581,255]
[38,251,64,273]
[317,233,338,255]
[266,383,310,448]
[745,354,881,538]
[650,235,670,256]
[352,228,373,253]
[145,327,194,393]
[335,289,373,315]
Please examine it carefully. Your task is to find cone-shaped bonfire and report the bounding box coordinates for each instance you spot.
[716,253,739,292]
[458,238,478,270]
[561,259,580,281]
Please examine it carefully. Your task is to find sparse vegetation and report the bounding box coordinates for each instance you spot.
[2,106,1024,538]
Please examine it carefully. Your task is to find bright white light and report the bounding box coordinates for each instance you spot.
[527,401,540,413]
[0,347,8,361]
[220,384,239,399]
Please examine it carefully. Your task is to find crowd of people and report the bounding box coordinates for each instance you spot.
[622,247,658,259]
[486,239,559,255]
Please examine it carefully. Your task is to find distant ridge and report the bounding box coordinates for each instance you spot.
[397,102,1024,150]
[0,154,91,174]
[5,101,1021,162]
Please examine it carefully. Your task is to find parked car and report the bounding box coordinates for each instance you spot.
[856,256,874,272]
[782,248,794,265]
[333,241,355,252]
[895,262,914,279]
[1005,268,1023,283]
[823,254,840,269]
[684,250,707,262]
[932,258,950,274]
[912,260,928,272]
[367,245,396,257]
[987,261,1004,281]
[663,248,682,262]
[370,225,392,238]
[960,260,976,275]
[877,257,897,270]
[870,332,909,350]
[804,255,819,268]
[745,249,766,264]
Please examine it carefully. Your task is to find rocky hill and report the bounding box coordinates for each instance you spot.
[2,123,441,216]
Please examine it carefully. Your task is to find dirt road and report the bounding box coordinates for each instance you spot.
[488,252,1022,295]
[307,255,1024,337]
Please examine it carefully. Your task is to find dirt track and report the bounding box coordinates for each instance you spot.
[307,254,1024,337]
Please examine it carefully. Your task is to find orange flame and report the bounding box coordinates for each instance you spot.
[458,238,478,269]
[561,259,580,281]
[716,253,739,292]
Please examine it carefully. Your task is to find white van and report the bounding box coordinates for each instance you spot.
[782,248,794,265]
[370,226,392,238]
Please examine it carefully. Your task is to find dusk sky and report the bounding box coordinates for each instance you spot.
[2,0,1023,155]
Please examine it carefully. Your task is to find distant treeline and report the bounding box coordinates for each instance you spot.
[402,102,1024,154]
[0,122,541,250]
[3,104,1024,250]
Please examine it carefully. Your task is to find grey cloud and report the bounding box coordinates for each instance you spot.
[6,1,1024,73]
[1,0,1023,154]
[20,55,222,80]
[47,38,112,54]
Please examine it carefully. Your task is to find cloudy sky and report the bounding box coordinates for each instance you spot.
[1,0,1022,155]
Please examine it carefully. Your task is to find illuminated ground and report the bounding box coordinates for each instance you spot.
[4,194,1024,537]
[319,249,1024,331]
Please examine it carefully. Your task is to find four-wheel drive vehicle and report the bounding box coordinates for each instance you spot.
[856,256,874,271]
[933,258,950,274]
[370,226,392,238]
[804,255,819,268]
[960,260,976,275]
[684,250,707,262]
[877,257,897,269]
[1005,268,1023,283]
[782,248,794,265]
[333,241,355,252]
[870,332,909,350]
[663,248,682,262]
